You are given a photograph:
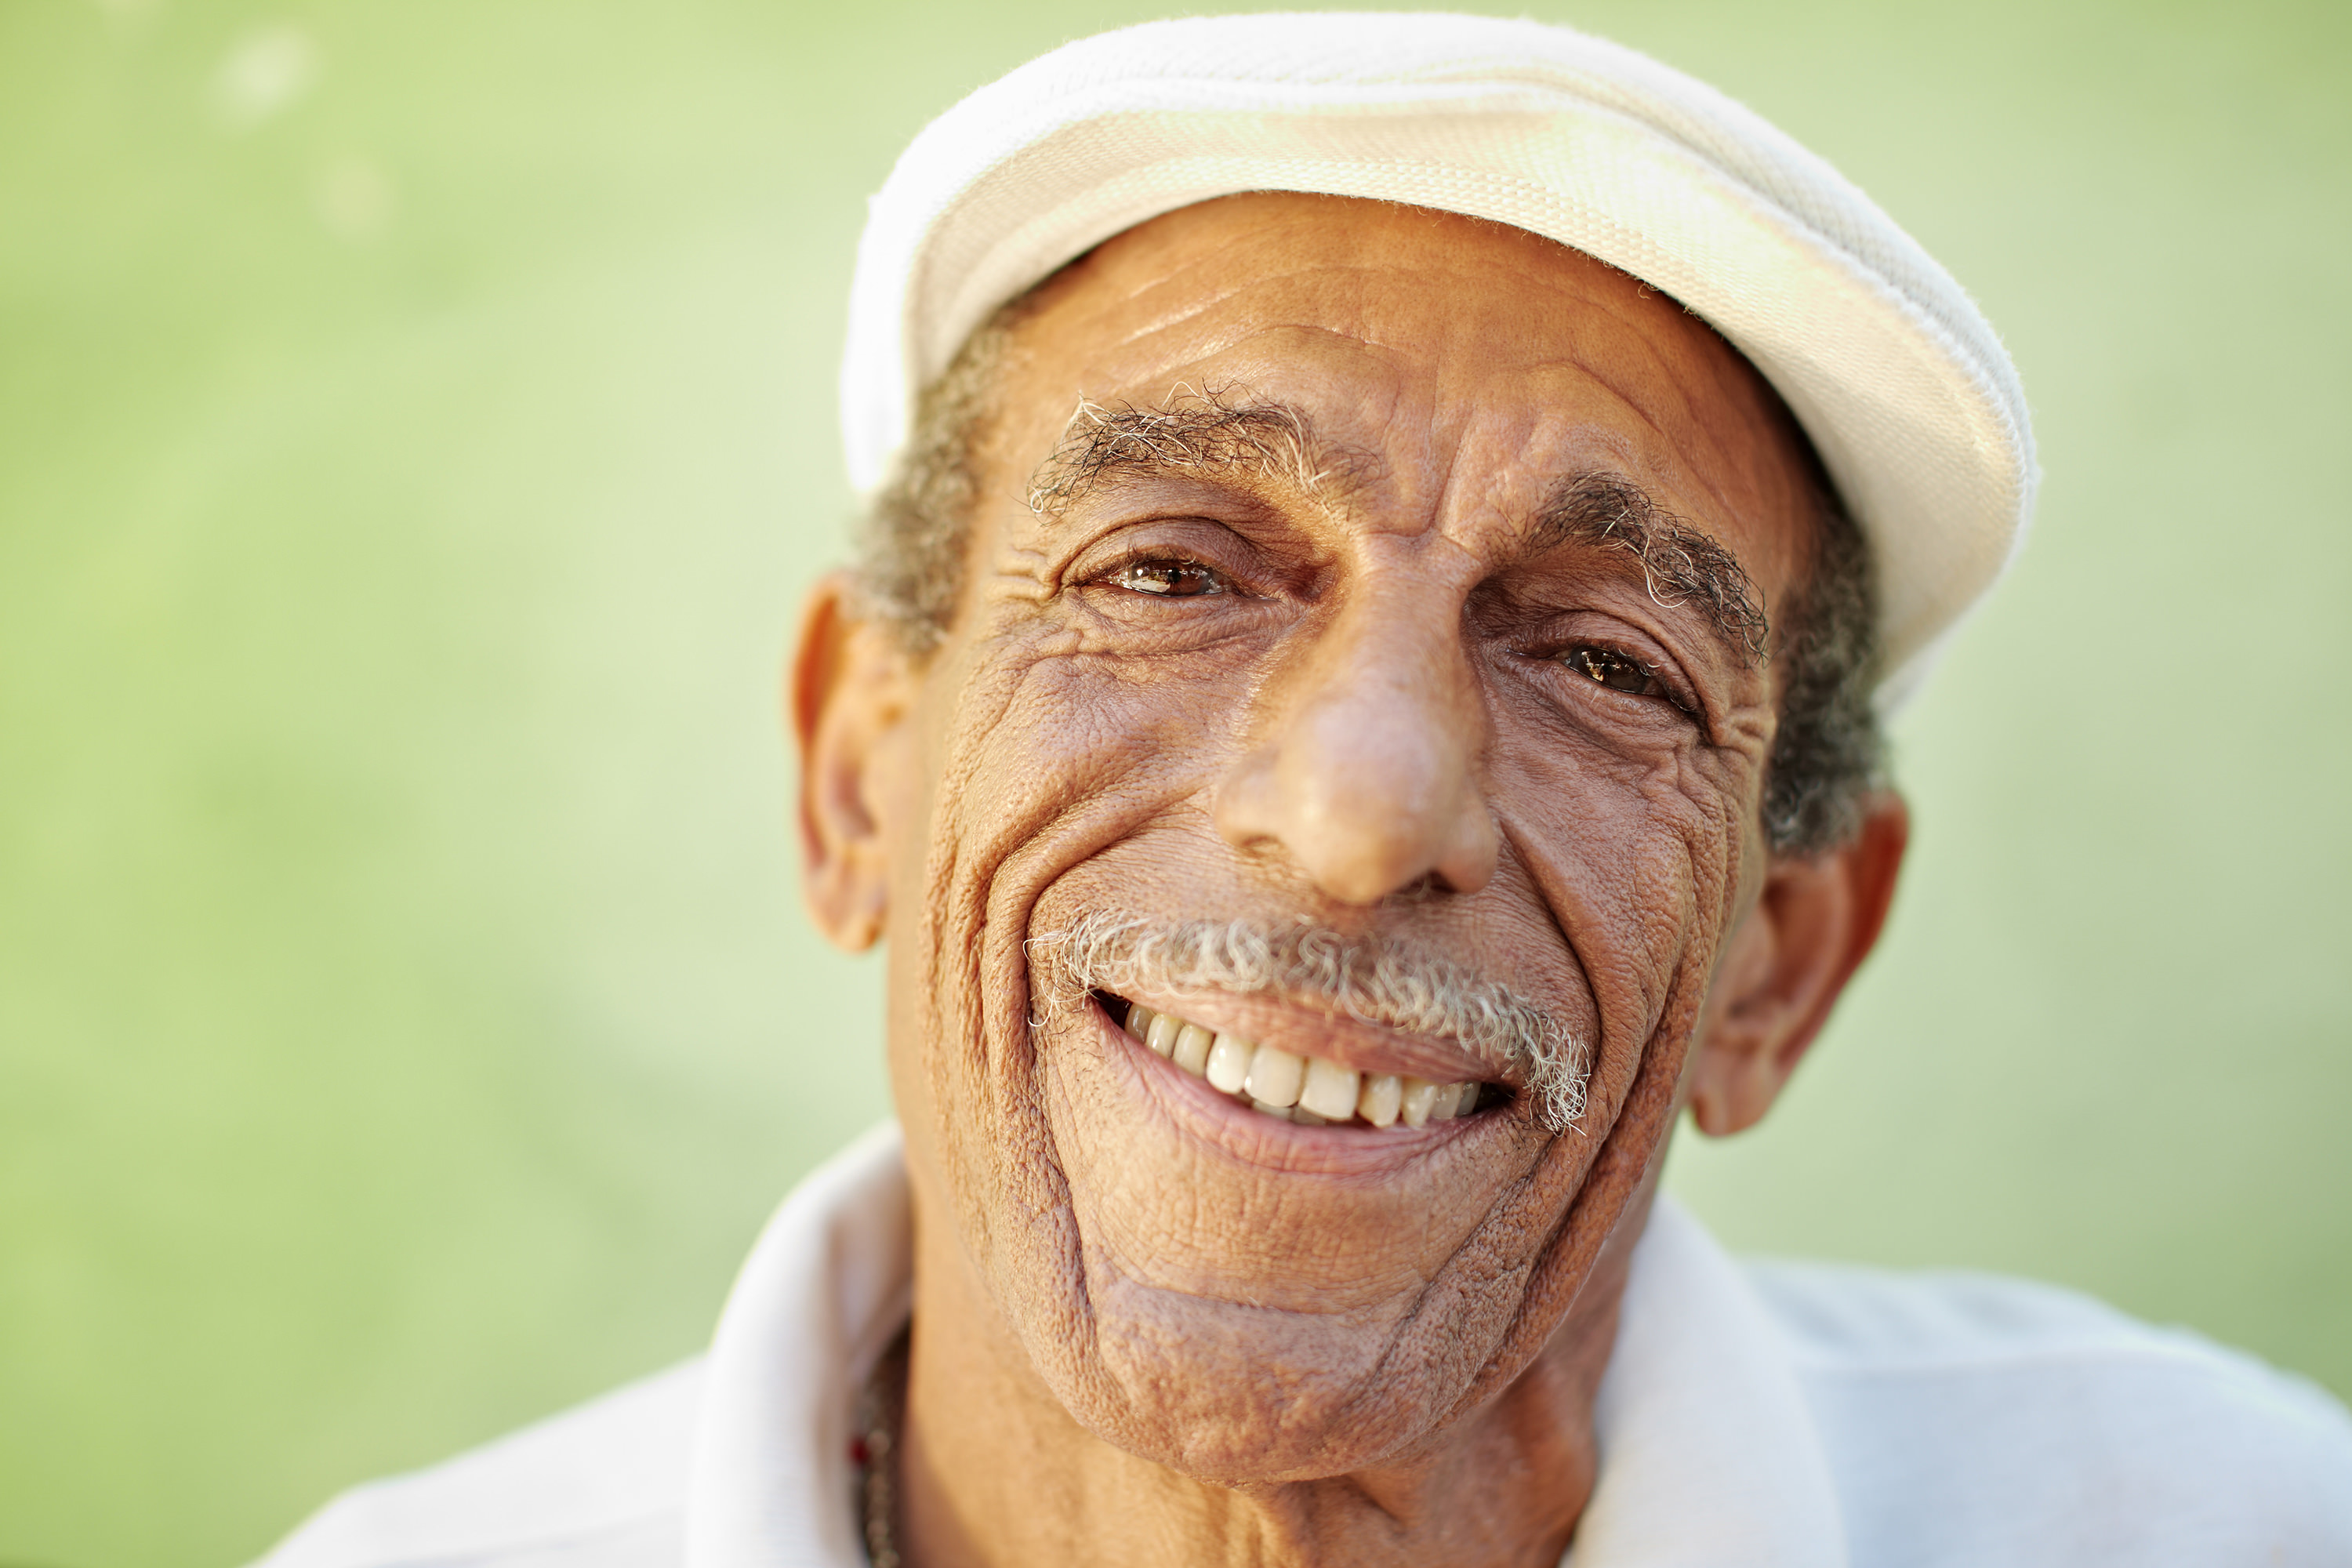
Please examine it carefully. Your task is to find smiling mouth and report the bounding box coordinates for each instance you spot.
[1102,993,1491,1129]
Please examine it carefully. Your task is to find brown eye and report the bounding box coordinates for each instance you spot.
[1112,560,1226,597]
[1564,645,1661,695]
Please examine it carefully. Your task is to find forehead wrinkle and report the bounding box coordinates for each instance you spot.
[1545,281,1818,571]
[1505,329,1742,516]
[1575,334,1795,543]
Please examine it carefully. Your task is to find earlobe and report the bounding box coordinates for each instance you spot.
[789,572,914,953]
[1686,796,1910,1136]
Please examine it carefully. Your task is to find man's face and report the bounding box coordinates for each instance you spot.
[859,194,1828,1479]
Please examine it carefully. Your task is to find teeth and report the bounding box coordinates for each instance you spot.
[1205,1033,1254,1094]
[1171,1022,1215,1077]
[1145,1012,1181,1059]
[1243,1046,1305,1108]
[1119,1000,1482,1131]
[1298,1058,1363,1122]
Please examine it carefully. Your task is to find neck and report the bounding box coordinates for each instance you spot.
[891,1191,1650,1568]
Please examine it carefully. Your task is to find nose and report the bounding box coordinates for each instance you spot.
[1214,576,1498,906]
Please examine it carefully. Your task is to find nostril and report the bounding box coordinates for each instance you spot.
[1210,743,1282,853]
[1432,805,1501,897]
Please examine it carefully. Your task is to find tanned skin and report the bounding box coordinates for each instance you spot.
[792,194,1908,1568]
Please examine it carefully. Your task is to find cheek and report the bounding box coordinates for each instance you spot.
[938,623,1277,892]
[919,632,1162,874]
[898,630,1250,1251]
[1490,719,1755,1061]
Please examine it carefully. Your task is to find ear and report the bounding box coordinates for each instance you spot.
[1686,794,1910,1136]
[789,572,916,953]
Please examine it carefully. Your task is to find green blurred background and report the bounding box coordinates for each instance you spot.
[2,0,2345,1561]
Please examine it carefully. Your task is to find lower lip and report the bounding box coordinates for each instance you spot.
[1086,996,1489,1177]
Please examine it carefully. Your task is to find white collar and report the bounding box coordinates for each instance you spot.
[683,1123,1845,1568]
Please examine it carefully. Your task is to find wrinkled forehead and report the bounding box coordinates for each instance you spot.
[991,194,1825,591]
[1041,197,1738,341]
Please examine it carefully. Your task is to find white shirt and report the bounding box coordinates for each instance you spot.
[257,1123,2352,1568]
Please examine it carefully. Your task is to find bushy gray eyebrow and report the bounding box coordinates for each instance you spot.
[1024,389,1339,517]
[1527,471,1770,667]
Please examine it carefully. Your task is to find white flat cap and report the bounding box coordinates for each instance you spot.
[840,11,2036,706]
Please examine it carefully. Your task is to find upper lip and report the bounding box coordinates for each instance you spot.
[1100,985,1506,1089]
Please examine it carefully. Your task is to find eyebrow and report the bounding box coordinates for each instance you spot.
[1528,472,1771,667]
[1024,390,1341,517]
[1025,392,1770,667]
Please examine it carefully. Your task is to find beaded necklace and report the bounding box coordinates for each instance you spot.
[850,1327,912,1568]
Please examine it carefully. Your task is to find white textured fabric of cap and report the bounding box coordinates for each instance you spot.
[840,11,2036,705]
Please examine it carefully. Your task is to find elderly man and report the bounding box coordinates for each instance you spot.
[260,14,2352,1568]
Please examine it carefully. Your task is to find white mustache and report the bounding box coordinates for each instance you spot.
[1032,910,1588,1133]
